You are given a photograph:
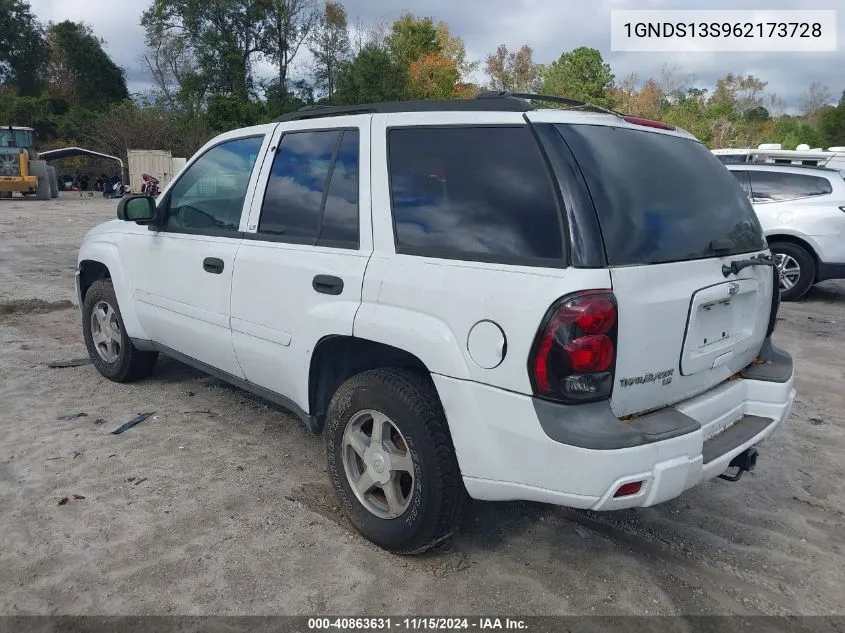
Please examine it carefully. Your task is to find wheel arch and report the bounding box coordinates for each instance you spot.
[766,233,821,281]
[308,335,432,433]
[77,241,149,340]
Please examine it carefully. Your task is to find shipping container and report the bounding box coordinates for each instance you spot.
[127,149,173,193]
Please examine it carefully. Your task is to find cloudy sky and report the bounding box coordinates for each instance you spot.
[28,0,844,110]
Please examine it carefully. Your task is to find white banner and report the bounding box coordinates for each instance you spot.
[611,10,837,52]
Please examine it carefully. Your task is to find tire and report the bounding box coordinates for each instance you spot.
[29,160,50,201]
[325,368,465,554]
[48,166,59,198]
[770,242,815,301]
[82,279,158,382]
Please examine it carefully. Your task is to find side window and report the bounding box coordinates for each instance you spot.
[749,171,833,202]
[163,136,263,234]
[730,170,751,198]
[388,126,563,263]
[317,130,360,247]
[259,131,339,240]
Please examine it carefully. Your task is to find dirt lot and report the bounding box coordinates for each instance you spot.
[1,194,843,616]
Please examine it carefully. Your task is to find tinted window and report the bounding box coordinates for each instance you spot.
[259,131,339,239]
[317,130,359,247]
[556,124,765,265]
[730,170,751,197]
[748,171,832,202]
[388,126,563,263]
[163,136,263,233]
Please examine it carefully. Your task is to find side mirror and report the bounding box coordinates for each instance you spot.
[117,195,157,225]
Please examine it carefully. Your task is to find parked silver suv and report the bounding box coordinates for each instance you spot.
[727,163,845,301]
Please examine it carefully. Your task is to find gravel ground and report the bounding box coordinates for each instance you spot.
[1,194,843,616]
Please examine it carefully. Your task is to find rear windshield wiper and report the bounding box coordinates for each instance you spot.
[722,253,775,278]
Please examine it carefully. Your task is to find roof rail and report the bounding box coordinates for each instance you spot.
[481,90,625,117]
[271,90,624,123]
[273,94,533,122]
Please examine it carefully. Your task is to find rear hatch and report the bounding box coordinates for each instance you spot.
[554,122,773,417]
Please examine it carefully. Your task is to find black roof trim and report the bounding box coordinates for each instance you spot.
[273,94,532,122]
[271,91,626,123]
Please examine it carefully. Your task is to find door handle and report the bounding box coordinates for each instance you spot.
[312,275,344,295]
[203,257,225,274]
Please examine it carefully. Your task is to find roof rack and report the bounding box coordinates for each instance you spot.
[272,90,622,123]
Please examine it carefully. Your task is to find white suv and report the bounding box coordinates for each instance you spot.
[76,94,795,554]
[726,163,845,301]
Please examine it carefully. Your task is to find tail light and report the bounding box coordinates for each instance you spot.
[528,290,618,403]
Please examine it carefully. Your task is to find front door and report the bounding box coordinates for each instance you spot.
[130,132,271,377]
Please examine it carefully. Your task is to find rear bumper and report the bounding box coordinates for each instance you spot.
[435,343,794,511]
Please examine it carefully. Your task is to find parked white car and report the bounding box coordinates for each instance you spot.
[76,94,795,553]
[726,163,845,301]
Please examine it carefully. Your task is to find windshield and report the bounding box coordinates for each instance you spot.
[0,129,33,148]
[556,124,766,266]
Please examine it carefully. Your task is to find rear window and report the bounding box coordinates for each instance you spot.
[556,124,766,266]
[388,126,564,264]
[748,170,833,202]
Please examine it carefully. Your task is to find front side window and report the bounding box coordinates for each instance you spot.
[258,129,360,247]
[162,136,264,234]
[749,171,833,202]
[388,126,564,264]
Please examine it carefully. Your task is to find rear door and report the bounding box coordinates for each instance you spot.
[549,121,773,417]
[231,116,371,412]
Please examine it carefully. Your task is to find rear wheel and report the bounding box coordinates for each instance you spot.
[48,166,59,198]
[324,368,465,554]
[770,242,815,301]
[29,160,50,201]
[82,279,158,382]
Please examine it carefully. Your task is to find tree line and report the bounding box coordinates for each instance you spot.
[2,0,844,162]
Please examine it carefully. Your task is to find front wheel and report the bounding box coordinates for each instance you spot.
[324,369,465,554]
[770,242,815,301]
[82,279,158,382]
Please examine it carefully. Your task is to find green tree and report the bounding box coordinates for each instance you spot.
[384,13,439,71]
[142,0,269,100]
[407,53,459,100]
[309,1,350,100]
[334,44,405,105]
[540,47,614,106]
[709,73,767,119]
[142,30,205,114]
[262,0,318,101]
[0,0,48,96]
[46,21,128,110]
[819,94,845,146]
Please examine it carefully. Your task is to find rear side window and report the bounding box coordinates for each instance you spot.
[258,129,360,247]
[730,170,751,197]
[556,124,765,266]
[748,171,832,202]
[388,126,563,264]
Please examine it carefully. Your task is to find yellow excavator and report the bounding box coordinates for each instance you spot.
[0,126,58,200]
